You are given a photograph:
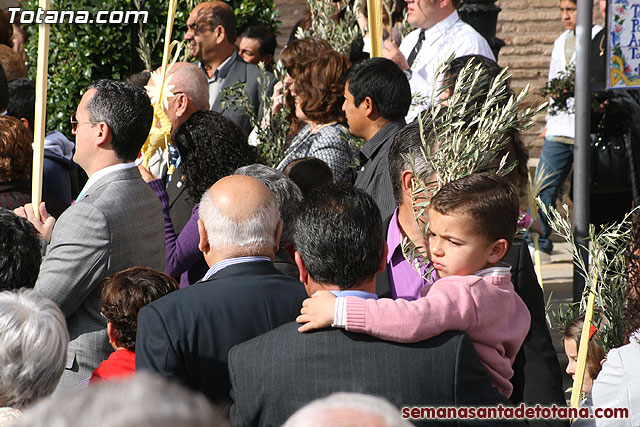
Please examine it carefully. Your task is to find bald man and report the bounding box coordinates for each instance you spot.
[135,175,307,405]
[143,62,209,177]
[143,62,210,233]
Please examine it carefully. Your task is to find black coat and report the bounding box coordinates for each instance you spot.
[135,261,307,407]
[229,326,523,427]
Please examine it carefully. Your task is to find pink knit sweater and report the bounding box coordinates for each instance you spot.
[343,273,531,397]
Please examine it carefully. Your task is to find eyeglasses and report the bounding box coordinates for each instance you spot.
[70,114,96,133]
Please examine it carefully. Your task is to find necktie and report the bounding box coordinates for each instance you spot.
[407,30,425,67]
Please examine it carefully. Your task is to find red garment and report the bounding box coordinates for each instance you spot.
[90,349,136,383]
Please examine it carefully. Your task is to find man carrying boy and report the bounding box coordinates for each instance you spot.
[298,173,531,398]
[228,184,516,426]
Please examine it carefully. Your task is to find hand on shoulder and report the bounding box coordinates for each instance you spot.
[296,290,337,333]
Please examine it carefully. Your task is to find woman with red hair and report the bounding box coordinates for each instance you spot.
[277,49,355,183]
[0,115,31,209]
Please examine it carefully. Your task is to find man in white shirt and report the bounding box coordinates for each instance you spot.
[382,0,495,122]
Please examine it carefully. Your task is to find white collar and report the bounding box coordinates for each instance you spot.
[76,162,136,201]
[475,264,511,277]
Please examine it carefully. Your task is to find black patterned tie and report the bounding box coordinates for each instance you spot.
[406,30,425,67]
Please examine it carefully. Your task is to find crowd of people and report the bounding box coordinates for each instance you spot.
[0,0,639,426]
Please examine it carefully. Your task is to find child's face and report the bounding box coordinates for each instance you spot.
[426,209,498,278]
[564,337,594,394]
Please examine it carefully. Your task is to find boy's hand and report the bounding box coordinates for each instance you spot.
[296,290,337,332]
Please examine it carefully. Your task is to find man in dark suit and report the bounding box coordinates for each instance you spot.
[136,175,307,407]
[228,185,516,427]
[349,57,411,220]
[378,120,567,426]
[184,1,274,136]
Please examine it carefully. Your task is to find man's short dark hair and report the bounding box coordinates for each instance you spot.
[294,185,384,289]
[388,119,434,205]
[239,25,276,57]
[282,157,333,197]
[430,173,518,248]
[100,267,179,351]
[7,78,35,127]
[87,80,153,162]
[0,208,42,291]
[347,57,411,122]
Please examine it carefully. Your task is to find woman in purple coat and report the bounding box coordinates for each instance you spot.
[139,111,255,286]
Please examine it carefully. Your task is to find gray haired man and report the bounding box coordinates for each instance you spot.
[135,175,307,406]
[234,164,303,278]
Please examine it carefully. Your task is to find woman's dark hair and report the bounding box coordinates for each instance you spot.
[174,110,256,203]
[280,37,332,78]
[0,115,32,182]
[280,37,333,135]
[100,267,179,351]
[282,157,333,197]
[624,211,640,343]
[294,50,349,125]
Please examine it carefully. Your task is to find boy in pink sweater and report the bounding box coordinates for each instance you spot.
[297,173,531,398]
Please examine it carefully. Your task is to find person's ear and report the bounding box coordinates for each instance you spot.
[487,239,509,264]
[262,54,273,66]
[401,169,415,203]
[363,96,376,119]
[95,122,111,147]
[215,25,226,44]
[174,93,189,118]
[294,251,311,295]
[197,219,210,255]
[20,117,30,131]
[106,322,116,344]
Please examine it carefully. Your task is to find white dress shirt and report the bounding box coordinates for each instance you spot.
[399,10,495,122]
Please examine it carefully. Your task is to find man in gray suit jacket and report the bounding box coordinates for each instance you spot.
[228,185,517,426]
[184,1,274,135]
[17,80,165,389]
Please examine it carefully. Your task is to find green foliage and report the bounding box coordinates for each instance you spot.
[220,62,286,167]
[539,63,602,116]
[401,57,545,280]
[540,63,575,116]
[297,0,360,57]
[24,0,279,136]
[542,203,638,352]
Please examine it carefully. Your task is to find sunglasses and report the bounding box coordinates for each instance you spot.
[70,114,97,132]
